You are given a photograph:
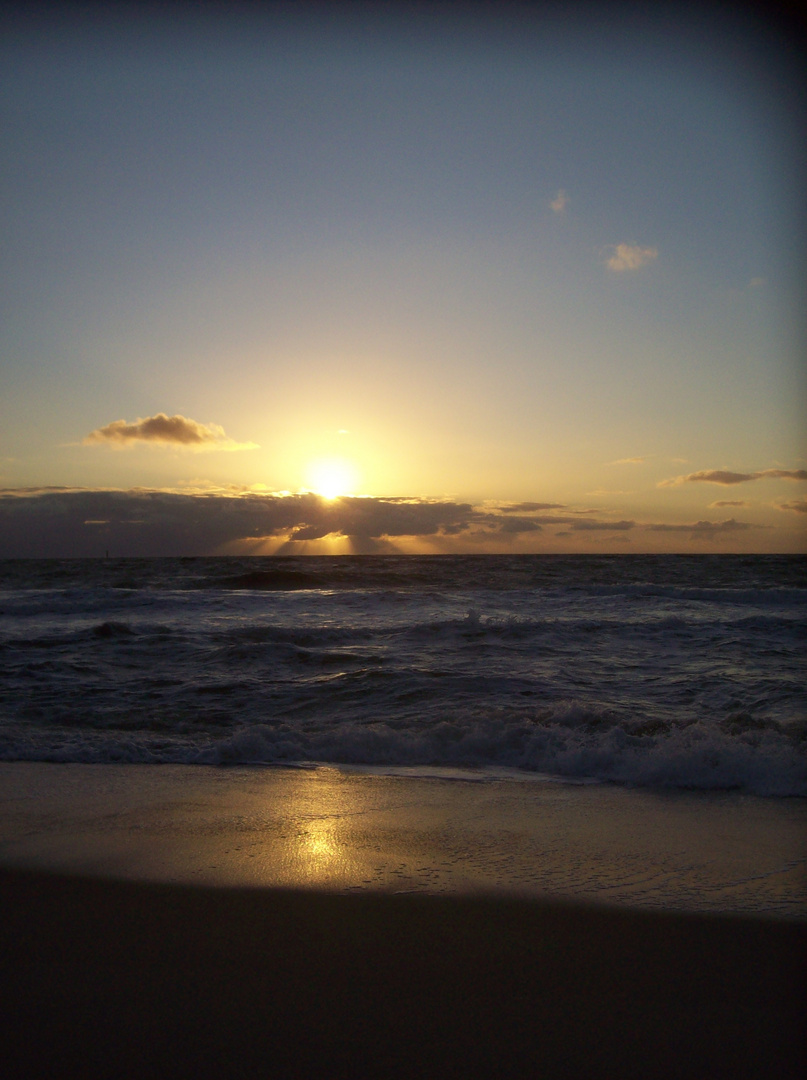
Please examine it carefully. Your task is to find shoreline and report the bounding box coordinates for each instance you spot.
[1,761,805,916]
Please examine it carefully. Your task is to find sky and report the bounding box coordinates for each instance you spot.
[1,1,805,556]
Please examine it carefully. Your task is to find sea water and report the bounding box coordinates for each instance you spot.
[0,554,804,797]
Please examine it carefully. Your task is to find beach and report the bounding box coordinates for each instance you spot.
[1,762,805,1077]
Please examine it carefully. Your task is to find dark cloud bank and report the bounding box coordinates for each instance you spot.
[0,489,768,557]
[0,489,490,557]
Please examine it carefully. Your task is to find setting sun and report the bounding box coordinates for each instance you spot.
[305,458,357,500]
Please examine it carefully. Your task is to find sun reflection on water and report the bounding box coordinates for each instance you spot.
[302,818,341,870]
[262,771,367,886]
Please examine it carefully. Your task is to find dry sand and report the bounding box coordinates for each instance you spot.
[1,868,805,1079]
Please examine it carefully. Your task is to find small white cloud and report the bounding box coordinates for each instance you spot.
[550,189,568,213]
[606,243,658,272]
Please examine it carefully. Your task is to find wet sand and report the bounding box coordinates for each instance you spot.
[0,762,805,913]
[0,763,805,1078]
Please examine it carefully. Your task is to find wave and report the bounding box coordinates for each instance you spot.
[2,707,804,797]
[215,569,323,590]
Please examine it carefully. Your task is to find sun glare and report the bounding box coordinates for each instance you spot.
[306,458,357,499]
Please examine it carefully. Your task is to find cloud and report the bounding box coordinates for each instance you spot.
[709,500,748,508]
[605,243,658,272]
[83,414,258,451]
[570,519,635,531]
[496,502,566,513]
[497,517,543,534]
[645,518,755,538]
[497,513,635,530]
[550,189,568,213]
[778,500,807,514]
[659,470,755,486]
[660,468,807,487]
[758,470,807,481]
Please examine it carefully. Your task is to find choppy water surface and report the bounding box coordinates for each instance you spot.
[0,555,804,795]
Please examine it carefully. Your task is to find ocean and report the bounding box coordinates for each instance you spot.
[0,554,804,797]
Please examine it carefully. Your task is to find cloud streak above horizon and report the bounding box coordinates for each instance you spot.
[659,468,807,487]
[82,414,258,452]
[645,518,756,537]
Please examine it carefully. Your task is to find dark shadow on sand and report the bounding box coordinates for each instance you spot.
[1,868,804,1078]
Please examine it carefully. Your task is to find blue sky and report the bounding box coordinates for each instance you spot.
[1,2,804,555]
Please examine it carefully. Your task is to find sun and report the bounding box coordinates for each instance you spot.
[305,458,357,499]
